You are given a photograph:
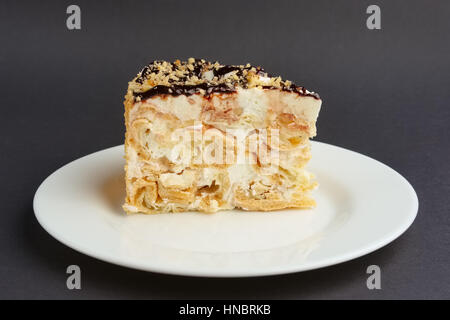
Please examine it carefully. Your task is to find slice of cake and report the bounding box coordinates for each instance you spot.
[123,58,322,213]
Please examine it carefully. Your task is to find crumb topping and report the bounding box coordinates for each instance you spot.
[129,58,320,101]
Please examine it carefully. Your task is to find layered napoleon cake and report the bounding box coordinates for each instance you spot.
[123,58,322,213]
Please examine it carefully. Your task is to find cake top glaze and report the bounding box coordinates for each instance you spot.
[128,58,320,101]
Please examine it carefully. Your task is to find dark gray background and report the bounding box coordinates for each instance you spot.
[0,0,449,299]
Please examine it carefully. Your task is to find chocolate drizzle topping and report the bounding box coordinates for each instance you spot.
[131,59,320,101]
[135,83,234,101]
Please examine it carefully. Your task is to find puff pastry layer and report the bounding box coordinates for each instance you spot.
[123,59,322,213]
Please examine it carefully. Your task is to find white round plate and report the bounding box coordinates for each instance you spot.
[33,142,418,277]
